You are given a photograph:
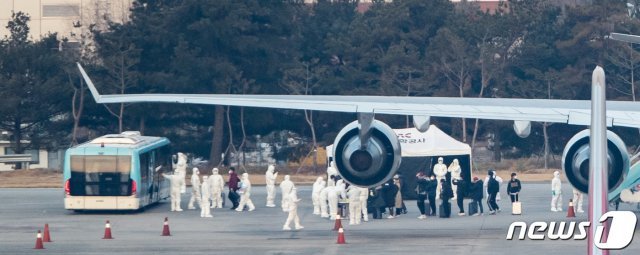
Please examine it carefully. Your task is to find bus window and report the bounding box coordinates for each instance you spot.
[69,155,132,196]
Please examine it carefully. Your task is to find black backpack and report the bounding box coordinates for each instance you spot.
[488,177,499,193]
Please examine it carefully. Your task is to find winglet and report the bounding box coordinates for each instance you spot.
[76,62,102,103]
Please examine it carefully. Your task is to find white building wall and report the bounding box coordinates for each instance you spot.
[0,0,132,42]
[0,143,50,171]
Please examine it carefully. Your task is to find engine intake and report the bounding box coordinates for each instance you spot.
[333,120,401,187]
[562,129,629,194]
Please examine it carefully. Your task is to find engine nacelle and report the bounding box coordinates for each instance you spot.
[333,120,401,187]
[562,129,629,194]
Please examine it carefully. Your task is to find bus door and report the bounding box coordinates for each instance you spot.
[148,150,156,202]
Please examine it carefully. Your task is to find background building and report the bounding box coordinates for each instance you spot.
[0,0,132,43]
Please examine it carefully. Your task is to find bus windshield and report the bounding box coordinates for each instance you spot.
[69,155,132,196]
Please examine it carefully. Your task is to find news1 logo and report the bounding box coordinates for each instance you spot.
[506,211,638,250]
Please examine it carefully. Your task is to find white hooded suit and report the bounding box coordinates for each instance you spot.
[173,153,188,194]
[280,175,295,212]
[265,165,278,207]
[283,188,303,230]
[449,159,461,199]
[347,186,362,225]
[433,157,448,199]
[209,168,225,208]
[311,177,325,215]
[188,168,202,210]
[162,171,184,212]
[551,171,563,212]
[200,176,212,217]
[236,173,255,211]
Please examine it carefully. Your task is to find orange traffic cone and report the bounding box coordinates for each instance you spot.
[43,224,52,242]
[332,215,343,231]
[103,220,113,239]
[161,217,171,236]
[336,227,346,244]
[566,199,575,218]
[34,230,44,249]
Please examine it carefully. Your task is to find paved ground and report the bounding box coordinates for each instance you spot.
[0,183,638,254]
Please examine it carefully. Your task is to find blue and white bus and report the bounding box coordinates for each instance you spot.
[63,131,171,210]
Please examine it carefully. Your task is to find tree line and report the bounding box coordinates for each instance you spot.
[1,0,639,169]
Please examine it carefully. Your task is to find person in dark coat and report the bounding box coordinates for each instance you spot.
[369,186,386,219]
[426,174,438,216]
[507,172,522,202]
[486,170,500,214]
[227,167,241,210]
[470,176,484,216]
[381,180,398,218]
[440,175,454,218]
[452,173,467,216]
[415,172,429,219]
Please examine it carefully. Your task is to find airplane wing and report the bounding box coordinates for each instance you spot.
[78,63,640,128]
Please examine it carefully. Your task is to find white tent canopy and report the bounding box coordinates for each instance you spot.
[394,125,471,157]
[326,124,471,159]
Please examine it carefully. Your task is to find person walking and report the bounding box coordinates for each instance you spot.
[439,177,453,218]
[227,167,241,210]
[452,173,467,216]
[507,172,522,203]
[415,172,429,219]
[426,175,438,216]
[486,170,501,214]
[393,175,404,216]
[550,171,563,212]
[470,177,484,216]
[381,180,398,219]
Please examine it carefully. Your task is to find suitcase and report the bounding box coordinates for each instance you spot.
[425,201,433,216]
[468,202,478,216]
[512,202,522,215]
[439,203,450,218]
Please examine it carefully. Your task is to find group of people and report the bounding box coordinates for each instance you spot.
[265,164,304,230]
[161,152,586,231]
[310,162,370,226]
[160,152,256,217]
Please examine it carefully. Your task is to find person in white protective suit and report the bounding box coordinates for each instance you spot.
[188,168,202,210]
[173,153,188,194]
[572,188,584,213]
[358,186,369,222]
[312,177,326,215]
[209,168,225,208]
[327,179,346,220]
[326,161,338,187]
[280,175,295,212]
[283,187,304,230]
[551,171,563,212]
[265,165,278,207]
[484,170,503,201]
[433,157,448,199]
[200,176,213,217]
[162,170,184,212]
[449,159,462,200]
[346,185,362,225]
[236,173,256,212]
[319,186,330,218]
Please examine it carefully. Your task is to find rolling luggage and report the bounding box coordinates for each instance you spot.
[512,202,522,215]
[468,202,478,216]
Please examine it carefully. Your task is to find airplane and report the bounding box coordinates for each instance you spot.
[76,62,640,205]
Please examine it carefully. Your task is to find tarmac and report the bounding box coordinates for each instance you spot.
[0,183,638,254]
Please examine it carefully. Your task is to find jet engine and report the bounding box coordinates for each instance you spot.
[332,120,401,187]
[562,129,629,194]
